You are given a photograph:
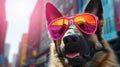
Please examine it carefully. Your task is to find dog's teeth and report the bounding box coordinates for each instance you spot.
[66,53,80,59]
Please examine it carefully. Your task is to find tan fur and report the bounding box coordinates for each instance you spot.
[99,19,104,35]
[49,43,64,67]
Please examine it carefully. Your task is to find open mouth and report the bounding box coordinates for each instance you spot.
[66,52,80,59]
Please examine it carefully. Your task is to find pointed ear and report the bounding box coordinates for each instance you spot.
[46,2,63,24]
[84,0,104,40]
[84,0,103,20]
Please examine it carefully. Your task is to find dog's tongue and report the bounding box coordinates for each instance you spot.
[66,52,80,59]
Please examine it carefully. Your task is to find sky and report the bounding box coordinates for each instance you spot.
[5,0,37,62]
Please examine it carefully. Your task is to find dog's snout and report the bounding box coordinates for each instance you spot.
[63,35,79,44]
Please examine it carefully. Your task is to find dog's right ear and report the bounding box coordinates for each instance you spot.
[84,0,104,40]
[46,2,63,24]
[84,0,103,20]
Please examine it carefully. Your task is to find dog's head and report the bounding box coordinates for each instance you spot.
[46,0,105,66]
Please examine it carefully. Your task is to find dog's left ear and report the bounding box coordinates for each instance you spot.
[84,0,104,40]
[46,2,63,25]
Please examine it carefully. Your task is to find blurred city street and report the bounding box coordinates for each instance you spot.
[0,0,120,67]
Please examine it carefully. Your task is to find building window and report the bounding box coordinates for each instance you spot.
[70,9,74,15]
[69,0,73,4]
[104,17,113,34]
[55,0,59,4]
[66,1,69,8]
[59,5,63,12]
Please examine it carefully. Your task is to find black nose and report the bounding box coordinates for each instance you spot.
[63,35,79,44]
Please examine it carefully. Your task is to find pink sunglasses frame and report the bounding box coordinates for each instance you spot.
[48,13,98,40]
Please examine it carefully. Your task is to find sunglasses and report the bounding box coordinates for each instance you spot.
[48,13,98,40]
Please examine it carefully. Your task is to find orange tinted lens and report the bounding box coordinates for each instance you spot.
[52,18,68,26]
[74,14,97,33]
[50,18,68,39]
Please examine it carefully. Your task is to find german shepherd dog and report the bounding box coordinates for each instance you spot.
[46,0,119,67]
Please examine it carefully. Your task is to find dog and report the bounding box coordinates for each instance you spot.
[45,0,119,67]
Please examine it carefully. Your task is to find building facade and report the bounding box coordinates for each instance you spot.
[4,43,10,58]
[0,0,8,66]
[11,54,18,67]
[101,0,118,41]
[26,0,51,66]
[26,0,43,65]
[0,0,7,54]
[4,43,10,67]
[16,34,28,67]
